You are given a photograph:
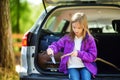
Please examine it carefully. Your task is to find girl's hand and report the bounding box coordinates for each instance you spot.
[47,48,54,56]
[71,50,78,57]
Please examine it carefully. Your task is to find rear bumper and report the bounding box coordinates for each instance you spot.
[20,74,69,80]
[20,74,120,80]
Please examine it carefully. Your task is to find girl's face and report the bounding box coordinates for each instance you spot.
[72,21,83,38]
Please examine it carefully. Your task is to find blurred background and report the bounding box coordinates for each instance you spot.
[11,0,42,34]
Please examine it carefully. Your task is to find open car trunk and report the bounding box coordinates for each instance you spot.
[35,3,120,79]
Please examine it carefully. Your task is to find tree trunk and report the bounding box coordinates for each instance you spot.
[0,0,15,71]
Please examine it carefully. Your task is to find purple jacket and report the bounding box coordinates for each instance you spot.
[48,34,97,75]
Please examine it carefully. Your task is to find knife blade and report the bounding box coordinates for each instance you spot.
[50,55,56,64]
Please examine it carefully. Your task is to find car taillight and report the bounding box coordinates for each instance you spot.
[22,32,29,46]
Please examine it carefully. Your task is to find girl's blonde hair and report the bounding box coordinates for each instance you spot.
[69,12,91,40]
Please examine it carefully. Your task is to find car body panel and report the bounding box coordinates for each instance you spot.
[20,1,120,80]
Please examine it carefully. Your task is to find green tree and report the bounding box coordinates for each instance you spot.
[10,0,43,33]
[10,0,30,33]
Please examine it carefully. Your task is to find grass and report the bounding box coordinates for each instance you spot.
[0,67,19,80]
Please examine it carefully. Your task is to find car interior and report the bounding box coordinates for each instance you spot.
[36,6,120,75]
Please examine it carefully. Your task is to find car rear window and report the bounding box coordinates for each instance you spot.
[42,6,120,33]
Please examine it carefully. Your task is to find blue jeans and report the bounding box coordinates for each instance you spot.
[68,67,91,80]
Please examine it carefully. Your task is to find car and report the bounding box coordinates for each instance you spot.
[20,0,120,80]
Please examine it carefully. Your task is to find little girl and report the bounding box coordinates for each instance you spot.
[47,12,97,80]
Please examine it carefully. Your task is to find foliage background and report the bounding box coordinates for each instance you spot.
[10,0,44,33]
